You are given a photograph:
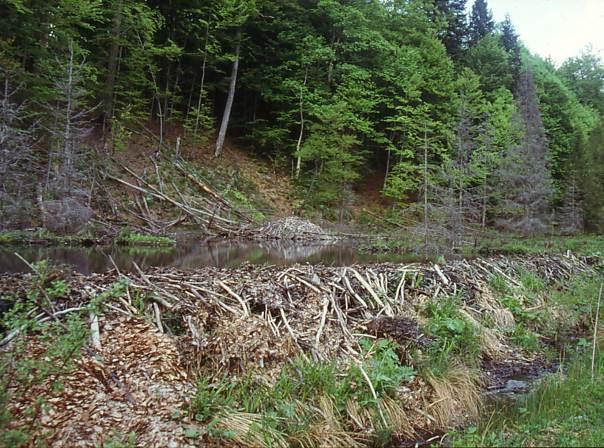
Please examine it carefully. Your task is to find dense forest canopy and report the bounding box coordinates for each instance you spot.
[1,0,603,235]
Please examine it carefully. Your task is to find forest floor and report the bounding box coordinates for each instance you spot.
[1,251,602,447]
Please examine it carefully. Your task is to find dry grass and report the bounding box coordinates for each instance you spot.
[459,307,507,359]
[426,364,481,428]
[381,396,417,439]
[288,396,364,448]
[345,398,374,433]
[216,411,289,448]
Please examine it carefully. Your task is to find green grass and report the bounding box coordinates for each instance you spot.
[423,294,481,372]
[115,231,176,246]
[451,350,604,447]
[480,234,604,258]
[0,229,101,246]
[190,338,417,446]
[450,270,604,447]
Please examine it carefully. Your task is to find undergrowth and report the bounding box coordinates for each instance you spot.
[452,349,604,447]
[190,338,417,447]
[0,262,129,448]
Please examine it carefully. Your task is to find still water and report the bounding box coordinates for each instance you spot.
[0,239,418,274]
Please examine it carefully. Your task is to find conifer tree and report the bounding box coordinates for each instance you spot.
[500,14,521,90]
[468,0,494,45]
[434,0,468,60]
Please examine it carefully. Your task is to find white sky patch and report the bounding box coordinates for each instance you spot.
[479,0,604,65]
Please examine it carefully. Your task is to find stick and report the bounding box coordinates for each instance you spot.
[350,268,384,307]
[90,311,102,350]
[356,361,388,427]
[217,280,249,317]
[315,300,329,347]
[153,302,164,333]
[433,264,450,286]
[592,283,602,382]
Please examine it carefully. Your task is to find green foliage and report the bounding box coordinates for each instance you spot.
[115,231,176,246]
[191,339,416,445]
[1,0,603,228]
[424,295,480,367]
[350,339,416,401]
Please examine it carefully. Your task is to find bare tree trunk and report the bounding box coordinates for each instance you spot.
[63,43,75,193]
[423,123,428,255]
[194,16,211,140]
[215,27,242,157]
[103,0,123,132]
[383,148,391,191]
[294,67,308,178]
[481,179,487,232]
[162,62,172,135]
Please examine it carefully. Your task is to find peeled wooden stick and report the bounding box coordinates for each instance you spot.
[315,300,329,347]
[90,311,102,350]
[153,302,164,333]
[350,268,384,307]
[592,283,602,382]
[433,264,450,286]
[218,280,249,317]
[356,361,388,427]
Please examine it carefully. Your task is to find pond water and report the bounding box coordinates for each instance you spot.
[0,239,421,274]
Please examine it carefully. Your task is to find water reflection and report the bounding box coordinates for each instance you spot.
[0,239,418,274]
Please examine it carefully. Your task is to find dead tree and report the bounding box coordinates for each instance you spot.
[496,70,553,235]
[42,42,95,234]
[558,174,584,235]
[0,70,38,228]
[45,41,94,197]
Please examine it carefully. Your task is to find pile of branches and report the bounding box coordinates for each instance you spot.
[246,216,333,241]
[0,254,596,446]
[104,155,252,236]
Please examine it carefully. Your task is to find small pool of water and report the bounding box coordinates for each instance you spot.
[0,239,421,274]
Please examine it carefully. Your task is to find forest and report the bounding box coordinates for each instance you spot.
[1,0,603,240]
[2,1,604,447]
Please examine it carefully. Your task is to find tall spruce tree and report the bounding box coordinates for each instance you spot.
[434,0,468,60]
[500,14,521,91]
[468,0,494,45]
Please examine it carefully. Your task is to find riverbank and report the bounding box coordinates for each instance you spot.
[0,254,602,447]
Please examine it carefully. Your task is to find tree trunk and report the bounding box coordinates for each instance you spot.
[63,43,75,193]
[294,68,308,178]
[481,179,487,232]
[194,15,211,140]
[215,28,242,158]
[423,123,428,255]
[103,0,123,131]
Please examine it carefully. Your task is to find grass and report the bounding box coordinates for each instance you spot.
[190,339,419,447]
[480,234,604,258]
[451,349,604,447]
[450,270,604,447]
[423,294,482,371]
[0,229,98,246]
[115,231,176,246]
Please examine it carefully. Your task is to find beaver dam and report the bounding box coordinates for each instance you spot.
[0,254,600,447]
